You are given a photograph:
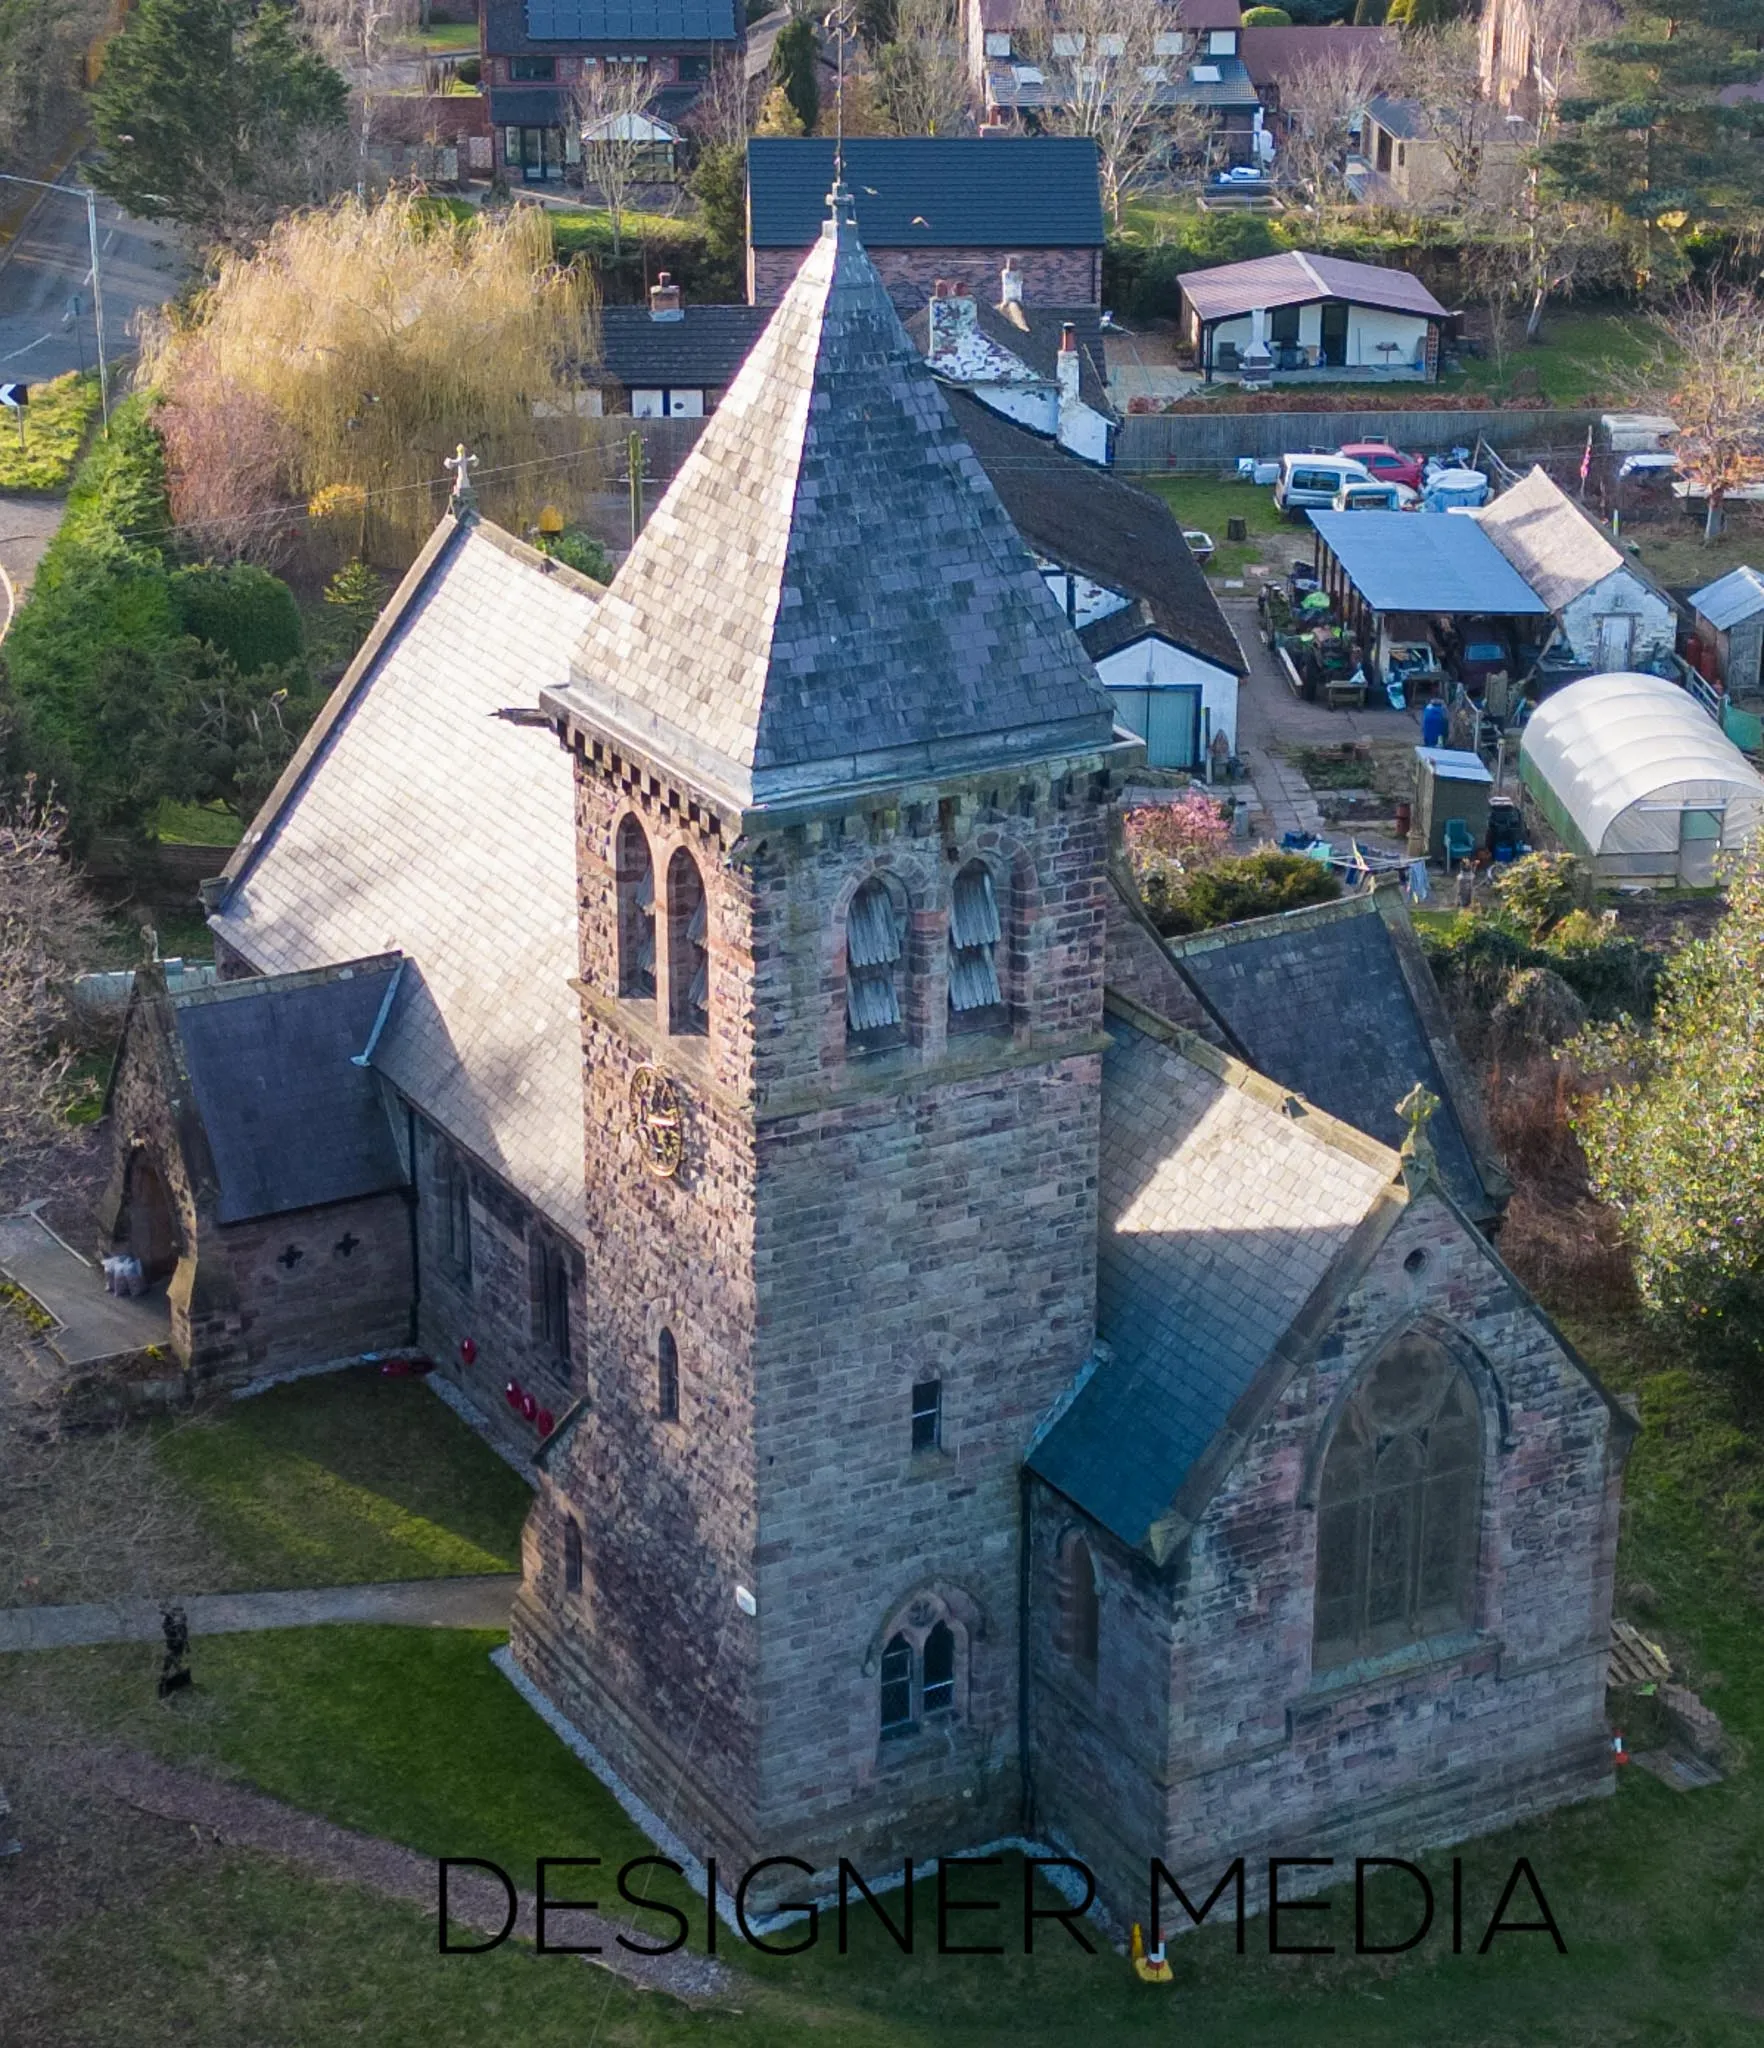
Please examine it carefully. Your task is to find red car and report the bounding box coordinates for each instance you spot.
[1337,441,1424,492]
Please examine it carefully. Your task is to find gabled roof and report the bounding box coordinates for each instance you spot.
[1475,466,1642,612]
[945,391,1246,678]
[166,959,407,1225]
[1240,24,1396,89]
[1310,510,1549,615]
[746,138,1105,249]
[1028,997,1403,1554]
[1176,250,1447,323]
[590,303,771,390]
[904,301,1113,417]
[1363,92,1429,140]
[1691,564,1764,630]
[546,202,1118,810]
[210,518,600,1240]
[484,0,738,50]
[1154,886,1508,1222]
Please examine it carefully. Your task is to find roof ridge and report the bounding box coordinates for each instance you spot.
[1293,251,1331,296]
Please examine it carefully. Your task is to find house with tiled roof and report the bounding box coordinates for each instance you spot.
[106,189,1630,1929]
[1177,248,1449,383]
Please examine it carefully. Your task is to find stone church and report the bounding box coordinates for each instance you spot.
[105,195,1632,1921]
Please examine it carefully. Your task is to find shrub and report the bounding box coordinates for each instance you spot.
[1241,5,1293,19]
[1111,212,1280,321]
[538,528,613,582]
[1141,849,1342,936]
[455,55,480,84]
[1490,850,1588,941]
[170,563,305,673]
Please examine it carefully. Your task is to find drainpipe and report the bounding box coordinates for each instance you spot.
[1018,1463,1035,1835]
[405,1104,421,1349]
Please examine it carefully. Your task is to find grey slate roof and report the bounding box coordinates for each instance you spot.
[746,139,1105,250]
[1158,889,1507,1222]
[1029,1004,1397,1551]
[945,391,1246,678]
[591,303,770,390]
[211,520,599,1241]
[546,203,1119,809]
[1692,564,1764,629]
[169,961,407,1225]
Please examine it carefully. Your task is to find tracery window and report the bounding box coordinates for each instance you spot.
[616,816,656,1001]
[1313,1333,1482,1671]
[877,1599,966,1737]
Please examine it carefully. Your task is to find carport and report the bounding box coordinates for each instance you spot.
[1308,512,1550,671]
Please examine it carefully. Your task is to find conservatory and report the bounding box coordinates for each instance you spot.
[1519,672,1764,884]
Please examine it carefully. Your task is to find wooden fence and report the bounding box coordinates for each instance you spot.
[1113,408,1602,472]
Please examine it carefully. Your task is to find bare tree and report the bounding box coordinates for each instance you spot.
[1012,0,1181,224]
[684,46,756,152]
[1398,23,1494,211]
[1640,287,1764,541]
[303,0,418,186]
[874,0,973,138]
[0,785,103,1162]
[572,61,665,257]
[1276,38,1394,219]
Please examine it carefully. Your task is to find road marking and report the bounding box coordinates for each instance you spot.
[0,333,56,362]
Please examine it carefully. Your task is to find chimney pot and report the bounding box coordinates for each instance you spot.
[1060,322,1077,353]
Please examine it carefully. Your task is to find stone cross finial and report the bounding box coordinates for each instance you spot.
[444,443,479,515]
[1396,1081,1441,1186]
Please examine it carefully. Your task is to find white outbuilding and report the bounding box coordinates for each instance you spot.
[1519,671,1764,884]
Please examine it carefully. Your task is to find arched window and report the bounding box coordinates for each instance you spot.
[657,1327,680,1421]
[563,1516,583,1594]
[922,1622,956,1716]
[616,816,656,1001]
[846,874,908,1048]
[948,860,1003,1030]
[876,1597,968,1738]
[667,849,708,1036]
[880,1634,913,1733]
[1313,1332,1482,1671]
[1056,1534,1099,1680]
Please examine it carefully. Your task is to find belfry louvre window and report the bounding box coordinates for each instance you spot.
[668,850,709,1035]
[617,817,656,1001]
[948,861,1002,1019]
[1313,1334,1481,1671]
[847,877,907,1041]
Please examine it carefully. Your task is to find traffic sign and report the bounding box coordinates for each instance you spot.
[0,382,27,410]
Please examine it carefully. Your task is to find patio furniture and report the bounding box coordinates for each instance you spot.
[1442,817,1477,869]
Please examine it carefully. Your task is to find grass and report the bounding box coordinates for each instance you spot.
[407,18,478,47]
[0,369,103,491]
[152,799,246,848]
[153,1365,533,1589]
[1621,507,1764,593]
[1140,472,1290,578]
[1446,312,1657,409]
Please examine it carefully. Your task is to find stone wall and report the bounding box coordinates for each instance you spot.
[749,243,1102,313]
[207,1194,412,1378]
[1026,1187,1627,1923]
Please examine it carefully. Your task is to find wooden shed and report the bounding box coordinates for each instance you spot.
[1690,567,1764,698]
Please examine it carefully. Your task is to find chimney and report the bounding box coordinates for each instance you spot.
[1057,321,1080,406]
[648,272,683,322]
[1000,255,1024,307]
[927,279,978,358]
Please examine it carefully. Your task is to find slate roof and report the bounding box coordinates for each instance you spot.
[1692,564,1764,629]
[483,0,737,51]
[210,520,599,1241]
[1028,1001,1399,1552]
[1476,466,1644,613]
[903,301,1113,417]
[590,303,770,390]
[1157,888,1507,1222]
[546,202,1119,810]
[168,961,407,1225]
[746,138,1105,250]
[1177,250,1447,323]
[1364,93,1429,140]
[945,391,1246,678]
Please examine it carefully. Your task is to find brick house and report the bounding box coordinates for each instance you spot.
[480,0,740,185]
[746,136,1106,311]
[120,197,1632,1924]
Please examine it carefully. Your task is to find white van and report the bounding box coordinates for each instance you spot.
[1273,453,1372,520]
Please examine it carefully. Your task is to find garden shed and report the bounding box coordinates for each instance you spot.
[1518,672,1764,884]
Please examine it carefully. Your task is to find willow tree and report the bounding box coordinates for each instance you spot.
[143,193,597,557]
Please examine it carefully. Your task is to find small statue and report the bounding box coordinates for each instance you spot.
[158,1604,192,1698]
[1396,1082,1441,1188]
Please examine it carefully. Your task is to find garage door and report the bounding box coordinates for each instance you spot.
[1108,688,1201,770]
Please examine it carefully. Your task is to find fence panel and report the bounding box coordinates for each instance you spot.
[1114,408,1601,473]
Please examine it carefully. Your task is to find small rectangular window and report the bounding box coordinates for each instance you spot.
[564,1516,583,1592]
[911,1378,941,1453]
[510,55,556,80]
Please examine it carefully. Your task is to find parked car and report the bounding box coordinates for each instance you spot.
[1337,441,1425,492]
[1331,480,1419,512]
[1438,615,1513,693]
[1273,453,1373,520]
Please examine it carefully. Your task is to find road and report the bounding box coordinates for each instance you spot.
[0,176,184,388]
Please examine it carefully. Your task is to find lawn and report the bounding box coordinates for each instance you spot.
[0,369,103,492]
[1446,311,1658,409]
[407,18,479,48]
[1140,472,1289,579]
[1621,506,1764,593]
[153,1365,533,1590]
[152,799,246,848]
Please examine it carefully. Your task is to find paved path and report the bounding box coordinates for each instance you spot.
[31,1742,730,2001]
[0,1209,170,1367]
[0,1574,521,1653]
[0,491,64,639]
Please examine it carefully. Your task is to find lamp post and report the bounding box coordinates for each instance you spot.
[0,172,110,434]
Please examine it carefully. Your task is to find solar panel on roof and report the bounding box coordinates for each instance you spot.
[524,0,734,38]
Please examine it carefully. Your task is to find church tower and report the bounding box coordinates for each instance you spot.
[512,194,1136,1891]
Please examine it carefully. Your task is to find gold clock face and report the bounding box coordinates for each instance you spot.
[628,1063,684,1178]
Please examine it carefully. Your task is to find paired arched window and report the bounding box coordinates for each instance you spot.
[877,1601,965,1737]
[1313,1332,1482,1671]
[668,849,709,1035]
[616,816,656,1001]
[1054,1533,1099,1681]
[657,1326,680,1421]
[846,874,908,1047]
[948,860,1003,1028]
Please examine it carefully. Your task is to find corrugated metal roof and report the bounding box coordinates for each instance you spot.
[1176,250,1447,323]
[1310,511,1550,615]
[1691,565,1764,630]
[746,138,1105,249]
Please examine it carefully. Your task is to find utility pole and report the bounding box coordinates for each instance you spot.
[628,427,643,548]
[0,172,111,434]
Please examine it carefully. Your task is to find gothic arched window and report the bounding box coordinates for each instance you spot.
[616,816,656,1001]
[667,849,708,1036]
[876,1597,968,1738]
[846,874,908,1048]
[880,1633,913,1733]
[1313,1332,1482,1671]
[1055,1534,1099,1681]
[657,1327,680,1421]
[948,860,1003,1031]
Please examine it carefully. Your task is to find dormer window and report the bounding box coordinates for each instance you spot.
[847,875,908,1049]
[948,861,1003,1028]
[617,816,656,1002]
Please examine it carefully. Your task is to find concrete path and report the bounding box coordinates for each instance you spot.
[0,491,64,642]
[0,1574,521,1653]
[0,1209,170,1367]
